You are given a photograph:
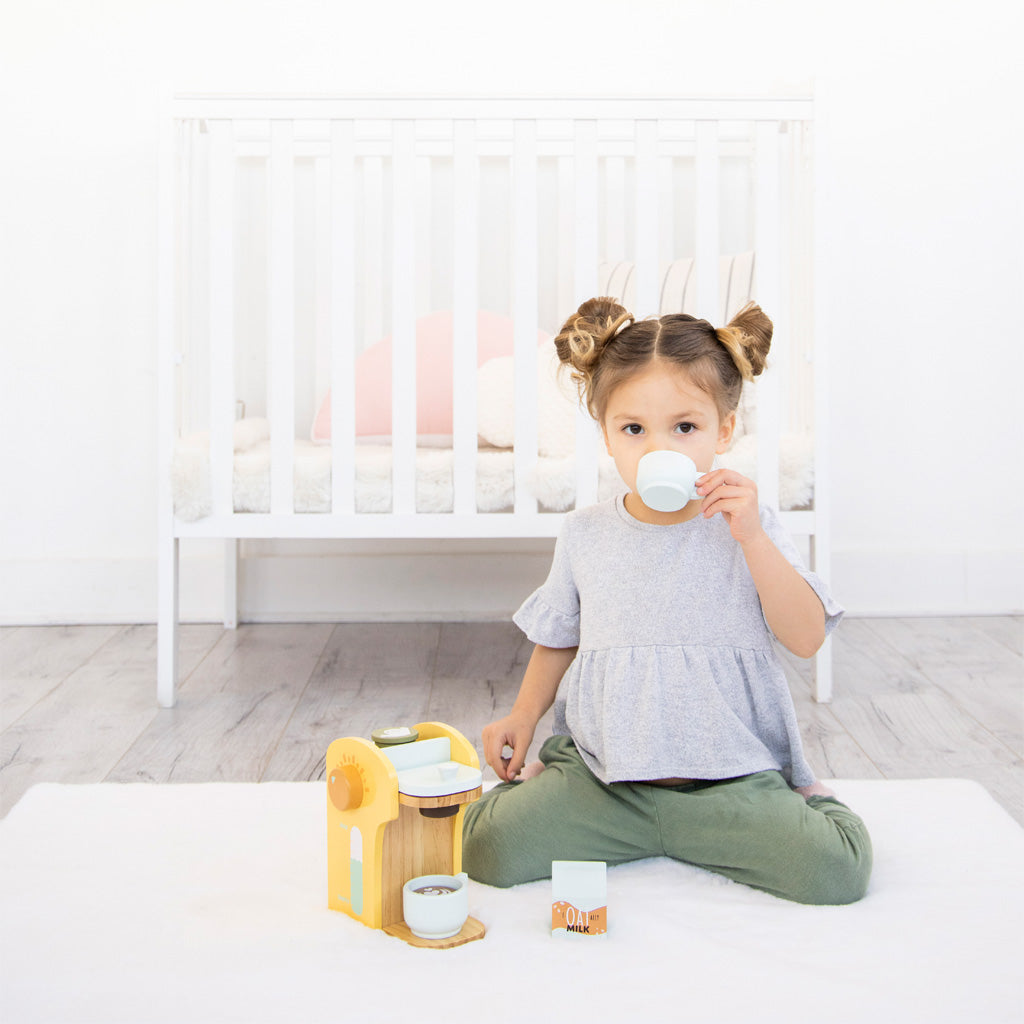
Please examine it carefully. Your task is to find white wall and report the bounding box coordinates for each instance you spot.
[1,0,1021,623]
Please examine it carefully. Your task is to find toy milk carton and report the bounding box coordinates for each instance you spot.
[552,861,607,937]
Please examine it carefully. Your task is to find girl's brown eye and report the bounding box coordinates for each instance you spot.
[624,424,643,435]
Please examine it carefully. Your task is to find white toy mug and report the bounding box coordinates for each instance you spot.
[402,872,469,939]
[635,450,704,512]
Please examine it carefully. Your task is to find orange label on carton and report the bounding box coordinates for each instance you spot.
[552,900,607,935]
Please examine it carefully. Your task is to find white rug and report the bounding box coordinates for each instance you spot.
[1,780,1021,1024]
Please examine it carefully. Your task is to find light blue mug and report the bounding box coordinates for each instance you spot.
[403,872,469,939]
[635,450,703,512]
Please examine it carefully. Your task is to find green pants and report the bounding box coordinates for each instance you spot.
[462,735,872,905]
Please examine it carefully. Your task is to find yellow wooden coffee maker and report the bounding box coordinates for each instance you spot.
[326,722,486,947]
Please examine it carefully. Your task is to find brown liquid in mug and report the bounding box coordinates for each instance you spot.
[413,884,457,896]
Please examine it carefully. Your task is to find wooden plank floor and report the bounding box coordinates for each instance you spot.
[1,617,1021,824]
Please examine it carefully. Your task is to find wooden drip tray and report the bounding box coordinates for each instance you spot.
[384,916,486,950]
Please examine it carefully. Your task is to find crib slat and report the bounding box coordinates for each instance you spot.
[268,120,296,515]
[556,156,575,328]
[605,155,625,264]
[452,119,479,515]
[363,157,385,354]
[634,119,660,316]
[315,156,331,420]
[179,124,198,437]
[391,119,417,515]
[417,151,433,324]
[658,155,675,305]
[695,120,721,322]
[208,120,235,519]
[754,120,781,511]
[512,119,539,515]
[330,120,357,515]
[789,122,815,436]
[573,119,599,509]
[573,120,599,304]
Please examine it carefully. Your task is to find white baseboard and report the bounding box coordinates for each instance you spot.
[832,548,1024,617]
[2,545,1020,625]
[0,542,556,625]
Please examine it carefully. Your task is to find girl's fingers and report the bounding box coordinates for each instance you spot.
[696,468,755,493]
[493,738,528,781]
[502,743,523,781]
[483,731,511,776]
[703,499,747,519]
[700,484,754,514]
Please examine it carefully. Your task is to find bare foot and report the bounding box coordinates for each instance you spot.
[795,780,836,800]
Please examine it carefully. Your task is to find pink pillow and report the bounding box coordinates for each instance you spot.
[311,310,549,441]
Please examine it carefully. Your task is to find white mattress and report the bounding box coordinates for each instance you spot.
[171,420,814,520]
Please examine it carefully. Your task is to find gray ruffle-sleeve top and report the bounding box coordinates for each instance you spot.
[513,495,843,787]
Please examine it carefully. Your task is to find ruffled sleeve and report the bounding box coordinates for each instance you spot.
[512,521,580,647]
[760,506,845,637]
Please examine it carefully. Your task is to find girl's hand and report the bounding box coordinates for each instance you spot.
[701,473,827,658]
[482,713,537,783]
[696,468,765,547]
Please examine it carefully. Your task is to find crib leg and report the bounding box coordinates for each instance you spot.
[813,635,833,704]
[809,532,834,704]
[157,535,180,708]
[224,539,238,629]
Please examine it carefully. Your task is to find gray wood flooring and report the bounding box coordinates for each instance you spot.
[1,617,1021,824]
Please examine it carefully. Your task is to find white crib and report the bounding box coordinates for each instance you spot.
[158,95,833,707]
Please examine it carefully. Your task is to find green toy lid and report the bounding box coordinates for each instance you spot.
[371,726,420,747]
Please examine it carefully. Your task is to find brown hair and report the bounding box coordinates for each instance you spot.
[553,297,772,422]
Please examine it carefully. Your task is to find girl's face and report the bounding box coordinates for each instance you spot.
[601,359,735,523]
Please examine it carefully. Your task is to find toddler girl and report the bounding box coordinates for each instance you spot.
[461,298,872,905]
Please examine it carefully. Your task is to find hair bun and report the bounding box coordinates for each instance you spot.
[554,297,633,380]
[715,301,773,380]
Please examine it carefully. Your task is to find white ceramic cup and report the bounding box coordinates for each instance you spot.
[635,450,703,512]
[402,872,469,940]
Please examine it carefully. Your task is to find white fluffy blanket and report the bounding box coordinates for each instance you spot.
[2,780,1021,1023]
[171,420,814,520]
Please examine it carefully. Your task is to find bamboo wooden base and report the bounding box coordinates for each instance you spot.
[383,915,486,949]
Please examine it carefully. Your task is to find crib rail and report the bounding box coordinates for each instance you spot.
[157,94,827,705]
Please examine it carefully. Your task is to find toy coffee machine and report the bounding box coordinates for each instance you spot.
[326,722,485,947]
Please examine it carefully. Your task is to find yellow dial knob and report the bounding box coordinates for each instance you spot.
[328,763,364,811]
